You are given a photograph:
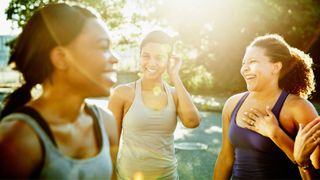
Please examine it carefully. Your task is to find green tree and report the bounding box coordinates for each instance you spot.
[6,0,320,97]
[149,0,320,96]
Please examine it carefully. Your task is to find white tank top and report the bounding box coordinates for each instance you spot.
[117,79,179,180]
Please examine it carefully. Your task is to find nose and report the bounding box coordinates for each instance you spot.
[240,63,249,74]
[110,51,119,64]
[149,57,159,66]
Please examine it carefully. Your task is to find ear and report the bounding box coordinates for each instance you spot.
[272,62,282,75]
[50,47,69,70]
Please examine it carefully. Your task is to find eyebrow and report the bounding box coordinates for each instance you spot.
[96,38,110,45]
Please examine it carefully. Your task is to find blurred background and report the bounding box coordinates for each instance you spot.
[1,0,320,179]
[1,0,320,101]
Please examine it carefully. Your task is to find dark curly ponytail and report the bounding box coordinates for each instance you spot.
[249,34,315,98]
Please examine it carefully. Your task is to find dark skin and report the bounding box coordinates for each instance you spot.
[0,18,119,178]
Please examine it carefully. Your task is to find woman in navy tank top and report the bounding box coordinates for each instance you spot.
[213,34,319,179]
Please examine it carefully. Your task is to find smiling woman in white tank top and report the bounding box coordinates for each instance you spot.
[108,30,201,180]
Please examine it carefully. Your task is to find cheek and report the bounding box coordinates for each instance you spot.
[140,60,147,68]
[240,66,245,75]
[103,51,113,61]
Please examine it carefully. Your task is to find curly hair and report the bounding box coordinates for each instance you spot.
[249,34,315,98]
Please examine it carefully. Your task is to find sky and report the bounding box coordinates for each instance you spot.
[0,0,18,35]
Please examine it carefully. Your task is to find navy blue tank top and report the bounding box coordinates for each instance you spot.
[229,91,300,179]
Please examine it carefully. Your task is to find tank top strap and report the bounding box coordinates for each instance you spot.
[135,79,142,98]
[271,90,289,119]
[86,104,110,150]
[231,92,250,118]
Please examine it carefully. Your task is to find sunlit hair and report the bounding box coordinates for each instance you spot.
[139,30,174,56]
[1,3,99,118]
[248,34,315,98]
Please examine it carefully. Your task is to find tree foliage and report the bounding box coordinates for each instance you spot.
[5,0,320,97]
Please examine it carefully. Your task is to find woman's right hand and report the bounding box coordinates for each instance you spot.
[294,118,320,166]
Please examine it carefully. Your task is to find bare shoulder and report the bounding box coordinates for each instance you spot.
[285,94,316,112]
[284,94,318,123]
[113,82,135,94]
[111,82,136,101]
[0,120,41,149]
[0,119,42,177]
[223,92,248,114]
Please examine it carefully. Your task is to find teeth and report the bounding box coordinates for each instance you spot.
[245,75,255,80]
[147,68,156,73]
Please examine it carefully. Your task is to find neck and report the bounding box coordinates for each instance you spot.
[250,86,282,101]
[141,77,163,90]
[29,82,87,124]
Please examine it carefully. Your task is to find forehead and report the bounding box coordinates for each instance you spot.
[76,18,111,43]
[141,42,171,55]
[243,46,269,62]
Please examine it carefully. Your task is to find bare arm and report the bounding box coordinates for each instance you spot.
[169,56,200,128]
[99,107,119,180]
[108,86,126,138]
[294,118,320,180]
[213,96,238,179]
[0,120,42,178]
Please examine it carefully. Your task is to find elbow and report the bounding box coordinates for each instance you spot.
[190,121,200,128]
[184,116,201,128]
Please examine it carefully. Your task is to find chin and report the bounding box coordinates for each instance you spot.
[89,87,111,98]
[246,85,256,92]
[144,73,162,80]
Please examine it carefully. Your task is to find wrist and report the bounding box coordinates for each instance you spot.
[169,73,181,84]
[294,159,312,170]
[269,126,280,140]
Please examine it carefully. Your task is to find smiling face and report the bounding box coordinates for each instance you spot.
[62,18,118,97]
[240,46,280,92]
[140,42,171,80]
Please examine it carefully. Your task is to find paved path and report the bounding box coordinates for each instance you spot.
[174,111,222,180]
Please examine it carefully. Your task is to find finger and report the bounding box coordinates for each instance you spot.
[242,117,255,126]
[244,111,258,121]
[265,106,275,117]
[242,123,257,132]
[302,119,320,133]
[250,108,264,118]
[311,130,320,142]
[297,123,303,136]
[305,121,320,137]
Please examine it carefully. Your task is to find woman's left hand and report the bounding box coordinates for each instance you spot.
[242,106,279,138]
